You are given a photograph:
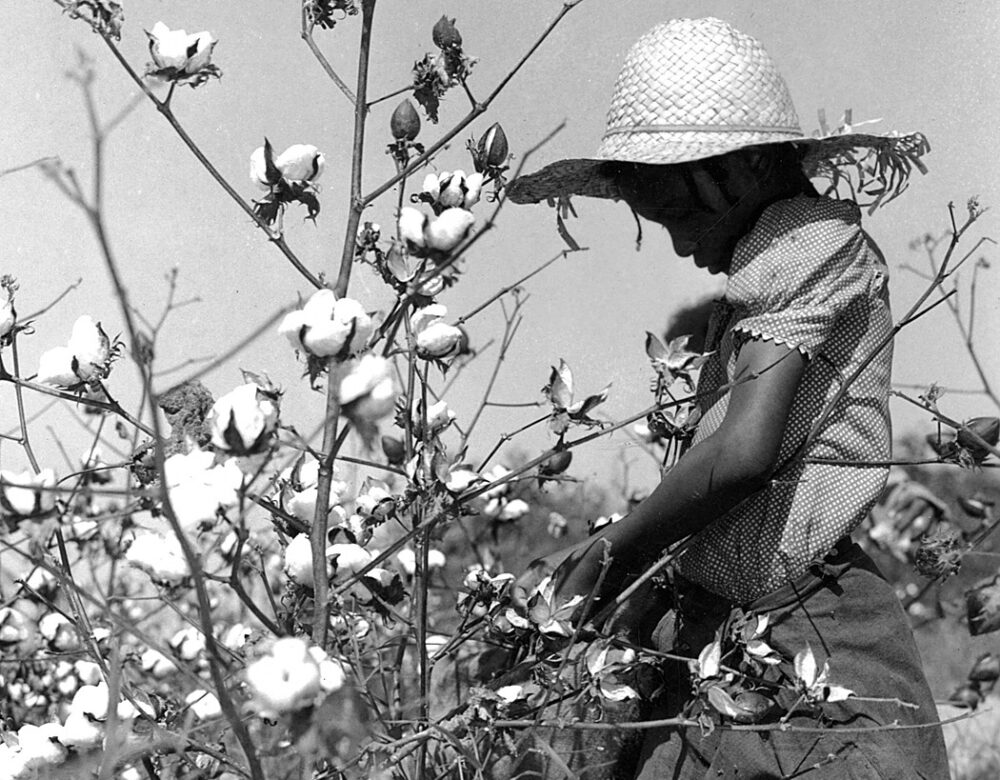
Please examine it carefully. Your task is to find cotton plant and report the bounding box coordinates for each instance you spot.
[410,303,467,362]
[276,456,350,528]
[162,446,243,532]
[145,21,221,87]
[641,332,708,456]
[415,170,485,214]
[35,315,119,390]
[0,469,58,521]
[278,289,374,381]
[207,376,281,456]
[250,139,327,226]
[244,636,346,719]
[338,354,400,438]
[398,206,475,257]
[0,275,19,345]
[792,645,854,705]
[542,359,611,438]
[125,531,190,585]
[457,565,514,621]
[585,640,640,702]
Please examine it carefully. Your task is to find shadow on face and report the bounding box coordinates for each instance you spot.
[602,145,813,273]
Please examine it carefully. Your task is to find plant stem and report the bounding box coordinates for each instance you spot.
[300,7,358,106]
[309,0,377,650]
[335,0,377,297]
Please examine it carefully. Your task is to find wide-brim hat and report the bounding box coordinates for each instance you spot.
[506,17,929,212]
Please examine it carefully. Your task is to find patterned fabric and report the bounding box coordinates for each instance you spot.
[677,195,893,603]
[635,546,951,779]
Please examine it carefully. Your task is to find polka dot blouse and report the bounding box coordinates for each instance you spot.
[676,195,893,604]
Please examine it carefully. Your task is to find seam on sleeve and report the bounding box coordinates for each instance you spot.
[732,323,815,359]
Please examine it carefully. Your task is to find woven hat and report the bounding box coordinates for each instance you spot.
[506,18,929,212]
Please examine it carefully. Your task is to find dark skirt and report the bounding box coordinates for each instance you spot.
[633,542,950,779]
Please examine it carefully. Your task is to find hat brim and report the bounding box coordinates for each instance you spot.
[505,132,929,207]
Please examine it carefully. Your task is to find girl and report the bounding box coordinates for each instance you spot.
[507,17,948,780]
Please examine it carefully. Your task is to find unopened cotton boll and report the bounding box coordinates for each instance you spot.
[209,383,279,454]
[0,468,57,518]
[425,208,475,252]
[245,637,322,717]
[67,316,110,380]
[36,346,78,387]
[274,144,325,183]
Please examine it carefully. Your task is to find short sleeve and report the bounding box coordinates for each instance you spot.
[724,197,879,358]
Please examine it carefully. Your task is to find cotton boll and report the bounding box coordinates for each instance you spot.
[36,346,78,387]
[245,637,322,717]
[398,207,428,248]
[425,208,474,252]
[275,145,325,183]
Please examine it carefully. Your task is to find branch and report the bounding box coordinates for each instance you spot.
[300,5,358,106]
[311,0,377,650]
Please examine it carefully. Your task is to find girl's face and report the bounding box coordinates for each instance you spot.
[615,154,768,274]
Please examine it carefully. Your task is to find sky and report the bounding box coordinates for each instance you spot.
[2,1,999,504]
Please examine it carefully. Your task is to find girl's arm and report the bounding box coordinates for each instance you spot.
[516,336,808,605]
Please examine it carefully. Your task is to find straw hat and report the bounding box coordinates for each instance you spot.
[506,18,929,212]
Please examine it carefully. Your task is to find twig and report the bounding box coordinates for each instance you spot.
[63,66,265,780]
[168,305,291,388]
[461,297,526,453]
[456,250,569,326]
[300,6,358,106]
[20,277,83,321]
